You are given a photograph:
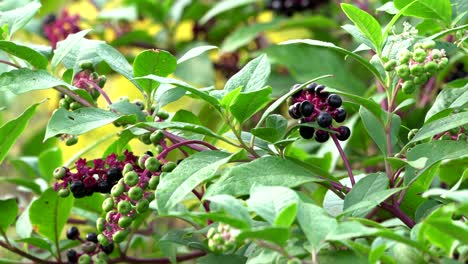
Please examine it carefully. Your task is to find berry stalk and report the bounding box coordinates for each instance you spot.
[331,134,355,186]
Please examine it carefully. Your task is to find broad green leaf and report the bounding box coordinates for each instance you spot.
[252,114,288,143]
[221,21,278,52]
[230,86,272,124]
[133,49,177,94]
[51,29,92,69]
[137,121,227,143]
[0,177,41,194]
[154,84,186,109]
[341,4,383,51]
[237,226,290,246]
[177,45,217,64]
[0,102,42,164]
[29,188,74,242]
[0,69,73,94]
[205,195,252,227]
[206,156,322,197]
[328,87,386,121]
[394,0,452,24]
[410,112,468,143]
[0,1,41,37]
[297,202,338,249]
[326,221,378,241]
[73,192,105,215]
[110,100,146,122]
[220,86,241,108]
[44,108,120,141]
[341,24,375,50]
[0,41,48,69]
[224,54,270,93]
[156,150,245,214]
[280,39,384,83]
[15,204,32,238]
[247,185,298,227]
[102,130,133,158]
[0,198,18,229]
[59,38,102,76]
[200,0,257,24]
[38,148,62,182]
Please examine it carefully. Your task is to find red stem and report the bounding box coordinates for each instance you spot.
[380,203,415,228]
[331,134,355,186]
[157,140,218,160]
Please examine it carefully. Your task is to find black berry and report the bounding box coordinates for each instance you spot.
[288,103,302,119]
[67,249,78,263]
[327,94,342,108]
[300,101,314,117]
[336,126,351,141]
[299,126,315,139]
[107,167,122,183]
[317,112,333,128]
[306,82,317,93]
[70,181,86,198]
[86,233,98,243]
[66,226,80,240]
[101,243,114,255]
[43,14,56,25]
[97,181,111,193]
[333,108,347,123]
[145,151,154,156]
[290,83,302,98]
[316,85,330,99]
[315,130,330,143]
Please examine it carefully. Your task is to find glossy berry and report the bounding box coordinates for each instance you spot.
[402,80,415,94]
[162,161,177,172]
[67,249,78,263]
[122,164,133,174]
[288,104,301,119]
[306,82,317,93]
[107,167,122,183]
[78,254,91,264]
[82,241,97,253]
[396,65,410,78]
[422,40,436,49]
[66,226,80,240]
[136,199,150,213]
[327,94,342,108]
[86,233,98,243]
[97,234,110,246]
[118,216,133,228]
[290,84,302,98]
[53,167,66,179]
[96,218,105,233]
[128,186,143,200]
[124,171,139,186]
[410,64,424,76]
[413,48,427,63]
[148,176,159,190]
[315,85,329,99]
[299,126,315,139]
[413,75,428,85]
[117,200,132,214]
[150,130,164,144]
[317,112,333,128]
[300,101,314,117]
[384,59,397,71]
[111,182,125,197]
[145,157,161,172]
[102,198,114,212]
[65,135,78,146]
[399,50,411,64]
[70,181,86,198]
[113,230,128,243]
[333,108,347,123]
[424,61,438,74]
[315,130,330,143]
[336,126,351,141]
[58,188,70,198]
[101,243,114,255]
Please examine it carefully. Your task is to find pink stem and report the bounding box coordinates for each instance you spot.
[331,134,355,186]
[157,140,218,160]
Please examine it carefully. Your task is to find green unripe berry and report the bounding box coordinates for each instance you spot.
[154,145,163,154]
[162,161,177,172]
[64,95,74,104]
[431,49,442,59]
[413,48,427,63]
[70,102,82,111]
[138,155,147,169]
[113,230,128,243]
[422,40,436,49]
[409,64,424,76]
[124,171,139,187]
[117,200,132,215]
[59,98,69,109]
[399,50,411,64]
[408,129,419,141]
[98,76,107,88]
[118,216,133,228]
[146,192,155,201]
[156,111,169,120]
[91,89,100,100]
[402,80,416,94]
[82,241,97,253]
[102,198,115,212]
[439,57,448,69]
[111,182,125,197]
[384,59,397,71]
[396,65,410,78]
[53,167,66,179]
[139,133,152,145]
[414,75,428,85]
[150,130,164,144]
[145,157,161,172]
[105,211,115,222]
[96,217,105,233]
[78,254,91,264]
[58,188,70,198]
[424,61,438,74]
[79,60,94,70]
[132,99,145,110]
[136,199,149,213]
[413,43,423,50]
[148,176,159,190]
[96,252,108,261]
[128,186,143,200]
[122,164,133,174]
[97,234,110,246]
[65,136,78,146]
[207,227,216,238]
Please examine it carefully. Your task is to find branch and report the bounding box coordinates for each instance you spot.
[380,203,415,228]
[0,59,21,69]
[157,139,218,160]
[0,241,56,264]
[108,250,206,264]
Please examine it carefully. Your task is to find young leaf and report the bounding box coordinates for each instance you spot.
[0,198,18,229]
[251,114,288,143]
[51,29,92,70]
[177,45,217,64]
[410,111,468,143]
[44,108,120,141]
[229,86,272,124]
[341,3,383,52]
[237,226,290,246]
[224,54,270,93]
[0,41,48,69]
[0,102,43,164]
[0,69,73,94]
[205,195,252,227]
[394,0,452,24]
[133,49,177,94]
[200,0,257,24]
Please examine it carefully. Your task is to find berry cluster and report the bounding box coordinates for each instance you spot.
[214,52,241,79]
[266,0,328,16]
[288,83,350,142]
[65,227,114,264]
[206,223,240,253]
[42,10,81,48]
[384,40,448,94]
[113,97,169,128]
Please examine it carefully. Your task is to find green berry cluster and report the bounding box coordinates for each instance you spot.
[113,97,170,128]
[206,223,240,253]
[384,40,448,94]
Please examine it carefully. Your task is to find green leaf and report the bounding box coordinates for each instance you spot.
[0,198,18,229]
[252,114,288,143]
[206,156,322,197]
[0,102,42,164]
[177,45,217,64]
[230,86,272,124]
[341,24,375,50]
[137,121,227,143]
[16,237,52,253]
[51,29,92,70]
[237,226,290,246]
[220,86,241,108]
[326,221,378,241]
[133,49,177,94]
[110,100,146,122]
[0,69,73,94]
[102,130,133,158]
[29,188,74,242]
[247,185,298,227]
[297,202,337,249]
[0,41,48,69]
[0,1,41,37]
[198,254,247,264]
[410,112,468,143]
[44,108,120,141]
[154,84,186,109]
[394,0,452,24]
[200,0,257,24]
[224,54,270,93]
[205,195,252,227]
[156,150,245,214]
[382,0,418,42]
[221,21,278,52]
[280,39,384,83]
[38,148,62,182]
[0,177,41,194]
[341,4,383,51]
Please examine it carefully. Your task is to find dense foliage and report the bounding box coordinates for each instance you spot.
[0,0,467,263]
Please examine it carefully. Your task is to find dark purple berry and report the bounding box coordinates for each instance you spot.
[66,226,80,240]
[101,243,114,255]
[107,167,122,183]
[306,82,317,93]
[327,94,342,108]
[336,126,351,141]
[288,103,302,119]
[317,112,332,128]
[86,233,98,243]
[316,87,330,100]
[315,130,330,143]
[290,83,302,98]
[334,108,347,123]
[299,126,315,139]
[300,101,314,117]
[43,14,56,25]
[145,151,154,156]
[70,181,86,198]
[97,181,111,193]
[67,249,78,263]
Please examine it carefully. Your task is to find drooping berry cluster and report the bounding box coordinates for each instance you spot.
[65,227,114,264]
[288,83,351,143]
[384,40,448,94]
[206,223,240,253]
[214,52,241,79]
[266,0,328,16]
[42,10,81,48]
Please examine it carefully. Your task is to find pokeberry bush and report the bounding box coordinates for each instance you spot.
[0,0,467,264]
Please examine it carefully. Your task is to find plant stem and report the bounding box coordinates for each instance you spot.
[0,241,56,264]
[0,59,21,68]
[331,134,355,186]
[88,81,113,105]
[380,202,415,228]
[54,86,93,108]
[157,140,218,159]
[108,250,206,264]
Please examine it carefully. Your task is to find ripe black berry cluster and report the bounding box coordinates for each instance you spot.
[65,226,114,264]
[384,40,448,94]
[266,0,328,16]
[288,83,351,143]
[207,223,240,254]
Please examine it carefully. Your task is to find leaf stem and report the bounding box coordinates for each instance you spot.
[87,81,113,105]
[331,134,355,186]
[0,59,21,69]
[54,86,94,108]
[380,202,415,228]
[0,241,55,264]
[157,139,218,160]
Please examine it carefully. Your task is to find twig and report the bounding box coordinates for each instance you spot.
[380,202,415,228]
[157,140,218,160]
[0,241,56,264]
[108,250,206,264]
[54,86,93,108]
[0,59,21,69]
